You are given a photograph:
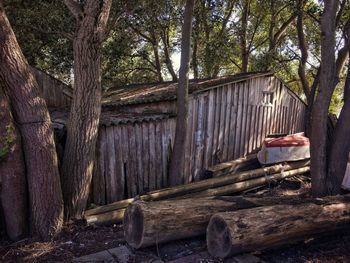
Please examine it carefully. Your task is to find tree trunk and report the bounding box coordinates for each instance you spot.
[310,0,338,197]
[0,3,63,240]
[328,62,350,192]
[161,30,178,82]
[152,38,163,82]
[62,0,112,219]
[192,28,199,79]
[168,0,195,186]
[207,200,350,258]
[0,88,27,241]
[240,0,250,73]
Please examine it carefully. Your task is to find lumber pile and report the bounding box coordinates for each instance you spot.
[84,159,309,225]
[203,153,260,178]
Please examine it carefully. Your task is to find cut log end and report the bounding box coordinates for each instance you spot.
[207,215,232,258]
[123,203,144,248]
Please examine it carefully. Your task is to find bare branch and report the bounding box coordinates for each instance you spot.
[335,0,347,27]
[273,13,298,47]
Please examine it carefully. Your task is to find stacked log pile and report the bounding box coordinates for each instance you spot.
[124,195,350,249]
[84,159,310,225]
[85,154,350,259]
[203,153,260,178]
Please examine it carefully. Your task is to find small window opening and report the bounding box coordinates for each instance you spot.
[262,91,274,105]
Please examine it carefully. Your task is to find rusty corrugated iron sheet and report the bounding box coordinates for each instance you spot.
[102,72,273,107]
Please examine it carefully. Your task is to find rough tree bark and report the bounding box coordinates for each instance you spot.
[240,0,250,73]
[297,3,349,137]
[207,201,350,258]
[296,0,312,135]
[0,88,27,241]
[310,0,339,197]
[168,0,195,186]
[328,23,350,192]
[0,2,63,240]
[62,0,112,219]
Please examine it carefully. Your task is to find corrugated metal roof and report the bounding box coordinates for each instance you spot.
[102,72,273,107]
[50,110,174,128]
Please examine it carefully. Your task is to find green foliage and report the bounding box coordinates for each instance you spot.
[4,0,74,82]
[0,124,15,160]
[2,0,349,115]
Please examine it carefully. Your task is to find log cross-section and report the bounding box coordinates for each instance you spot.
[207,197,350,258]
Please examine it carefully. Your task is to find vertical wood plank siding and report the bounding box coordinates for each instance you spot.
[91,76,306,205]
[31,67,72,108]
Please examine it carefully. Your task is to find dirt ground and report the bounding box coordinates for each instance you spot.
[2,177,350,263]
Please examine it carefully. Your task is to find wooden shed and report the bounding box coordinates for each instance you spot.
[48,72,307,206]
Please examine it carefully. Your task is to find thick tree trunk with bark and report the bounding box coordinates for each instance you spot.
[328,60,350,192]
[310,0,338,197]
[207,199,350,258]
[0,88,27,241]
[62,0,112,219]
[168,0,195,186]
[0,3,63,240]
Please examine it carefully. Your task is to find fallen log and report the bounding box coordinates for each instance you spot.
[188,167,310,198]
[84,160,309,218]
[203,153,260,178]
[123,194,347,249]
[123,196,282,248]
[207,197,350,258]
[85,208,125,226]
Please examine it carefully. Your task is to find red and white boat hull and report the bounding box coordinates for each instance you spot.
[257,133,310,165]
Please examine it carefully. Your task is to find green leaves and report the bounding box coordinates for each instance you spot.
[0,124,15,161]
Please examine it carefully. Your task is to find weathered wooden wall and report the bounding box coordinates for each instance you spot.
[31,67,72,108]
[91,75,306,205]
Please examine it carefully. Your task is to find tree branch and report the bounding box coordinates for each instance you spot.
[64,0,83,20]
[273,12,298,47]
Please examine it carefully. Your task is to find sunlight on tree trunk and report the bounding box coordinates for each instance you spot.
[168,0,195,186]
[61,0,112,219]
[0,2,63,240]
[310,0,338,197]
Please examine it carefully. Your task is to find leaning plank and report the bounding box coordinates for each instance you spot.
[204,153,259,178]
[207,197,350,258]
[188,167,310,198]
[84,160,309,217]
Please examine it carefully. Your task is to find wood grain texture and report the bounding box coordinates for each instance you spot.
[90,76,307,205]
[207,198,350,258]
